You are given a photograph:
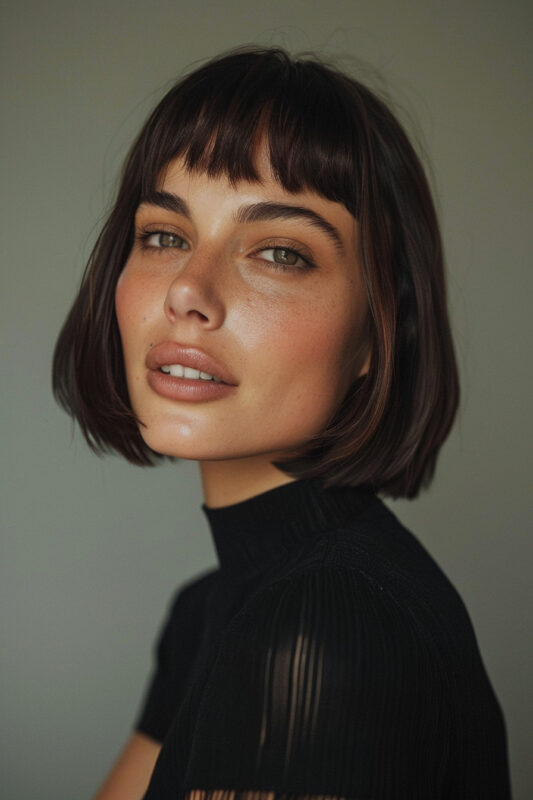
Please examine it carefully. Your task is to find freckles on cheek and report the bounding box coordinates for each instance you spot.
[115,273,158,327]
[261,310,330,389]
[286,310,338,362]
[274,311,352,408]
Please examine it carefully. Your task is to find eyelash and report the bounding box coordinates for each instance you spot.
[136,230,189,253]
[256,240,315,271]
[135,229,316,272]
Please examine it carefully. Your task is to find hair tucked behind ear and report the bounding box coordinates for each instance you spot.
[52,44,459,498]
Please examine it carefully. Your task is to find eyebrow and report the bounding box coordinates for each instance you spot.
[138,190,191,216]
[235,202,344,253]
[138,191,345,253]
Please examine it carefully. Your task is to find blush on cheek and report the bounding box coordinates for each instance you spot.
[115,270,160,327]
[292,313,347,367]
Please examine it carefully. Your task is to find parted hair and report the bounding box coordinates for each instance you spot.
[52,45,459,499]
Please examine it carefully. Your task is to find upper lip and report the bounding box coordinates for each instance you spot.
[145,342,238,385]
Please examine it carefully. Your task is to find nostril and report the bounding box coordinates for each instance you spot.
[165,302,176,320]
[190,309,209,322]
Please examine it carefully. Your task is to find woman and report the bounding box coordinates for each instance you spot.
[52,46,512,799]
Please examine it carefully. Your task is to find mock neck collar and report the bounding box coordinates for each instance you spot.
[201,477,373,579]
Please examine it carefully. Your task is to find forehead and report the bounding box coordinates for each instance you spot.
[137,67,364,221]
[157,151,353,215]
[156,136,276,191]
[151,154,359,254]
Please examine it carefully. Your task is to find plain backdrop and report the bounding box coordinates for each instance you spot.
[1,1,531,798]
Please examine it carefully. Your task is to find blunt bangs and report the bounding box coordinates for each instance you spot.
[135,49,363,218]
[52,45,460,498]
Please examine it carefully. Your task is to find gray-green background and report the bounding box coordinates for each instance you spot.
[1,1,531,798]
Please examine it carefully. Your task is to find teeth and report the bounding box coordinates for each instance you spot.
[160,364,222,382]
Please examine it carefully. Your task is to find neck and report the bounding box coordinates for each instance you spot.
[201,474,375,579]
[199,453,299,509]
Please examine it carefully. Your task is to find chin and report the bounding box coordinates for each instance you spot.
[138,427,291,463]
[137,428,221,461]
[139,430,199,460]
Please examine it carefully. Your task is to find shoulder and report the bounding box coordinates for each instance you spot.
[323,495,479,657]
[197,564,452,757]
[160,566,219,628]
[224,563,441,673]
[171,565,219,605]
[230,548,481,687]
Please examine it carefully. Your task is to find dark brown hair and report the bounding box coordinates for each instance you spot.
[52,45,459,499]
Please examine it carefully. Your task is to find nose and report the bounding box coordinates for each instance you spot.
[164,250,226,330]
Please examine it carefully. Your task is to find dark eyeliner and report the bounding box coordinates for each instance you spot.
[254,242,317,271]
[135,228,187,252]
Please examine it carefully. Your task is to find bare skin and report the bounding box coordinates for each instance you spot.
[93,732,161,800]
[101,147,370,796]
[115,148,370,510]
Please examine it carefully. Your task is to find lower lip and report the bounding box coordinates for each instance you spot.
[146,369,237,402]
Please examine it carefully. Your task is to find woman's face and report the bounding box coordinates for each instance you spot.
[115,151,369,473]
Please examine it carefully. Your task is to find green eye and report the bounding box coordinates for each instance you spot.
[149,232,188,248]
[272,248,299,265]
[138,230,190,250]
[258,247,311,270]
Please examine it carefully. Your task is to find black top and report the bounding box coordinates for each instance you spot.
[135,477,512,799]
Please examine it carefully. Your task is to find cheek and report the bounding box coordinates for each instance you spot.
[115,270,160,342]
[114,270,167,390]
[244,292,358,397]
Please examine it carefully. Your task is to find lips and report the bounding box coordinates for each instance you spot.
[145,342,238,386]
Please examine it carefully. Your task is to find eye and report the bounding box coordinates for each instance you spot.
[255,246,314,270]
[138,230,190,250]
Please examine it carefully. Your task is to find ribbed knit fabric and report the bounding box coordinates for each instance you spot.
[136,477,512,799]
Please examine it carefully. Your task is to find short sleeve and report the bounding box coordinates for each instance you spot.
[143,565,452,799]
[135,570,215,742]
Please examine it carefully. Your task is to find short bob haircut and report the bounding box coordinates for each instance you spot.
[52,45,459,499]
